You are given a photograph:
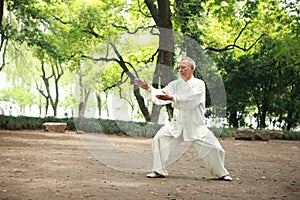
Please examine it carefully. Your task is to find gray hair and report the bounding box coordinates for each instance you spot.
[181,56,196,68]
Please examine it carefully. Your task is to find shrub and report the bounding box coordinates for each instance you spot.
[0,115,299,140]
[282,130,300,140]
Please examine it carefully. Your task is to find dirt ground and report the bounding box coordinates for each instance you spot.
[0,130,299,200]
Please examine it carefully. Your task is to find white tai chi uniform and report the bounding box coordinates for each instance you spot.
[146,76,229,177]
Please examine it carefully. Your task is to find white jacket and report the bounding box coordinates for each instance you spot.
[147,76,211,141]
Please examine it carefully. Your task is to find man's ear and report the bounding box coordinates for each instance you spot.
[191,66,195,71]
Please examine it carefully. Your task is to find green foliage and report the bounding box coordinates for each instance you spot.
[0,115,44,130]
[1,0,299,130]
[113,121,163,137]
[0,115,163,137]
[1,115,299,140]
[215,34,299,129]
[282,130,300,140]
[74,118,163,137]
[0,86,37,107]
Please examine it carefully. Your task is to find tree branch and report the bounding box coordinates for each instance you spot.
[110,42,136,81]
[82,22,103,38]
[137,0,153,18]
[0,39,8,71]
[144,0,159,25]
[129,48,159,66]
[112,24,158,35]
[35,83,48,99]
[82,55,117,62]
[84,42,151,121]
[205,21,265,52]
[53,15,71,24]
[103,71,128,92]
[0,0,3,31]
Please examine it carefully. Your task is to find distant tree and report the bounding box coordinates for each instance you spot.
[35,54,64,117]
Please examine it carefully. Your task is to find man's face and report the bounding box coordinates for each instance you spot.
[178,59,194,81]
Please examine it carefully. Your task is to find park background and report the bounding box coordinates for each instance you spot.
[0,0,299,134]
[0,1,300,200]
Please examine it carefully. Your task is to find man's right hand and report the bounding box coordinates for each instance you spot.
[134,78,150,90]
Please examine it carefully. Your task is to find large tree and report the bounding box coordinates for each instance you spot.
[1,0,77,116]
[1,0,298,130]
[190,0,300,129]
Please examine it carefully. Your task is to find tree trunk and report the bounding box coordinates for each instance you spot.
[145,0,175,122]
[110,43,152,122]
[45,97,49,116]
[96,93,102,118]
[259,100,268,129]
[78,89,90,118]
[77,71,91,118]
[286,111,292,131]
[0,0,3,31]
[0,0,4,70]
[260,111,267,129]
[50,61,63,117]
[78,73,85,118]
[229,111,239,128]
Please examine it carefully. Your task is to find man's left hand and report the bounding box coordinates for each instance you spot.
[156,92,173,101]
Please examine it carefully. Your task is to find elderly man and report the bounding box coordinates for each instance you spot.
[134,56,232,181]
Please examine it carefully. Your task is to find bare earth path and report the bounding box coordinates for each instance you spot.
[0,130,299,200]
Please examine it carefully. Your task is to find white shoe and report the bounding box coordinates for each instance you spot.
[146,171,164,178]
[220,175,233,181]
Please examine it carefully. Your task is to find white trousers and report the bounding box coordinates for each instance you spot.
[151,126,229,177]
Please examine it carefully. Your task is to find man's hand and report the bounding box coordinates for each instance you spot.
[134,78,150,90]
[156,91,173,101]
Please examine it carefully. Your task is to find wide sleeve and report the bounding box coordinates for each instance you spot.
[145,86,173,105]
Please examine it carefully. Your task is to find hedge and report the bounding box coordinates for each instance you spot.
[0,115,162,137]
[0,115,299,139]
